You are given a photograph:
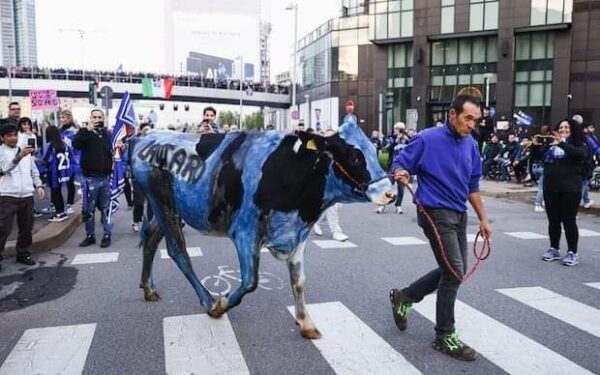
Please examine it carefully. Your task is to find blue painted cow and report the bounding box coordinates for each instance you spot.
[130,118,395,339]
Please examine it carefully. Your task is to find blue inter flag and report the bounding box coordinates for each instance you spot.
[108,92,136,222]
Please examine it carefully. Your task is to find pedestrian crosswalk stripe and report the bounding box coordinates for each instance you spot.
[312,240,357,249]
[382,236,427,246]
[505,231,548,240]
[160,247,203,259]
[584,282,600,290]
[163,314,249,375]
[497,286,600,338]
[414,295,593,375]
[288,302,422,375]
[0,324,96,375]
[71,252,119,265]
[578,229,600,237]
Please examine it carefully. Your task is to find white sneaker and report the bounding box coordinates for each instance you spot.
[534,204,544,212]
[65,205,74,214]
[376,206,385,214]
[583,200,594,209]
[131,222,140,232]
[313,224,323,236]
[396,207,403,214]
[332,232,349,242]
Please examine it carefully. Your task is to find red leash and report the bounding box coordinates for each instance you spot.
[404,183,491,283]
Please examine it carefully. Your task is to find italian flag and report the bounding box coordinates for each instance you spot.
[142,78,174,99]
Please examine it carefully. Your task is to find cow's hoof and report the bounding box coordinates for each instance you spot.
[301,328,322,340]
[143,289,161,302]
[207,298,227,318]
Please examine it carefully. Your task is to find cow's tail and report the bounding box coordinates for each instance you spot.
[137,216,152,249]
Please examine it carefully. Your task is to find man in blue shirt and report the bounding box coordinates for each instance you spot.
[388,92,492,361]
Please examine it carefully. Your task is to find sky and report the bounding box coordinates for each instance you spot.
[35,0,340,79]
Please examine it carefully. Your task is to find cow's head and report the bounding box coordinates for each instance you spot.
[297,119,395,206]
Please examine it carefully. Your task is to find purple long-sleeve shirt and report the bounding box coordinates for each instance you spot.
[391,124,482,212]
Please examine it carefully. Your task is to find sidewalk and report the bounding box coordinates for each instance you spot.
[479,179,600,215]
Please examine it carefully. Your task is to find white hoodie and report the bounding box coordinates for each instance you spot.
[0,144,42,198]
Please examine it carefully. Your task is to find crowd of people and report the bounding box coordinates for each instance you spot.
[0,65,290,94]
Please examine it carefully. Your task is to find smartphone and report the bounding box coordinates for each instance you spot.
[27,138,36,148]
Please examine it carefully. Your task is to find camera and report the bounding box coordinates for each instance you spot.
[27,138,36,148]
[536,135,554,146]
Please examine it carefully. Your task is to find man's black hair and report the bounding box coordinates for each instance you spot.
[450,95,482,115]
[8,101,20,109]
[0,123,18,136]
[203,106,217,116]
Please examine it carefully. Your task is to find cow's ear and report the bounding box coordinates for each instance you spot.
[294,131,326,153]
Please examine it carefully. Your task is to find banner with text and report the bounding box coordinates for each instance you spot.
[29,89,59,110]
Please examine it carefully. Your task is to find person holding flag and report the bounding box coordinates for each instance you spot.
[107,92,137,227]
[73,108,114,248]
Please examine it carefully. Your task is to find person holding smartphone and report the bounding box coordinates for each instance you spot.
[532,119,588,266]
[17,117,37,150]
[0,123,45,270]
[73,109,114,248]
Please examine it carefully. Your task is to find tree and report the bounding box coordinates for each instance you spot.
[243,111,264,130]
[218,110,238,126]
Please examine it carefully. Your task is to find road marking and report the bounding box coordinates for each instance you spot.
[382,236,427,246]
[71,252,119,265]
[497,286,600,338]
[505,231,548,240]
[584,282,600,290]
[415,295,593,375]
[578,229,600,237]
[467,233,492,243]
[163,314,249,375]
[160,247,203,259]
[288,302,421,375]
[312,240,357,249]
[0,281,24,300]
[0,324,96,375]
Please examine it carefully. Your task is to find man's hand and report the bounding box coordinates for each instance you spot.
[18,146,35,158]
[36,186,45,200]
[393,169,410,186]
[479,219,492,239]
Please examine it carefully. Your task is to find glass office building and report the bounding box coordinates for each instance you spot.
[296,0,599,134]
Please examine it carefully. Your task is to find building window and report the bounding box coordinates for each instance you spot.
[429,36,498,104]
[387,43,414,88]
[333,46,359,81]
[514,32,554,123]
[531,0,573,26]
[469,0,499,31]
[441,0,455,34]
[370,0,414,40]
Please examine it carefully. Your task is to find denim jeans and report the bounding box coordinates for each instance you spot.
[401,208,468,337]
[82,176,112,237]
[533,165,544,205]
[581,178,590,204]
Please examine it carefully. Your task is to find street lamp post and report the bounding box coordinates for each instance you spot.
[239,56,244,129]
[285,2,298,114]
[7,44,14,102]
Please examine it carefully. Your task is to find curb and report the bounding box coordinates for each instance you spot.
[4,202,82,257]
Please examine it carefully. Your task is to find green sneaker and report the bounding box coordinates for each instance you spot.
[389,289,412,331]
[432,331,477,361]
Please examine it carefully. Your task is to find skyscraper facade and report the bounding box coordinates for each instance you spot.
[0,0,37,67]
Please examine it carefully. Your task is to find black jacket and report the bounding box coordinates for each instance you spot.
[532,142,587,192]
[72,127,113,177]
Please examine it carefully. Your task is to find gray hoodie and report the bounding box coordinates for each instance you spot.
[0,144,42,198]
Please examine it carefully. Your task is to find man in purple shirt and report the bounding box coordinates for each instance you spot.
[388,91,492,361]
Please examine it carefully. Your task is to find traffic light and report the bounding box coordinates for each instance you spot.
[88,82,97,105]
[385,92,394,111]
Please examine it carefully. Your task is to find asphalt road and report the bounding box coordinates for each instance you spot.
[1,195,599,375]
